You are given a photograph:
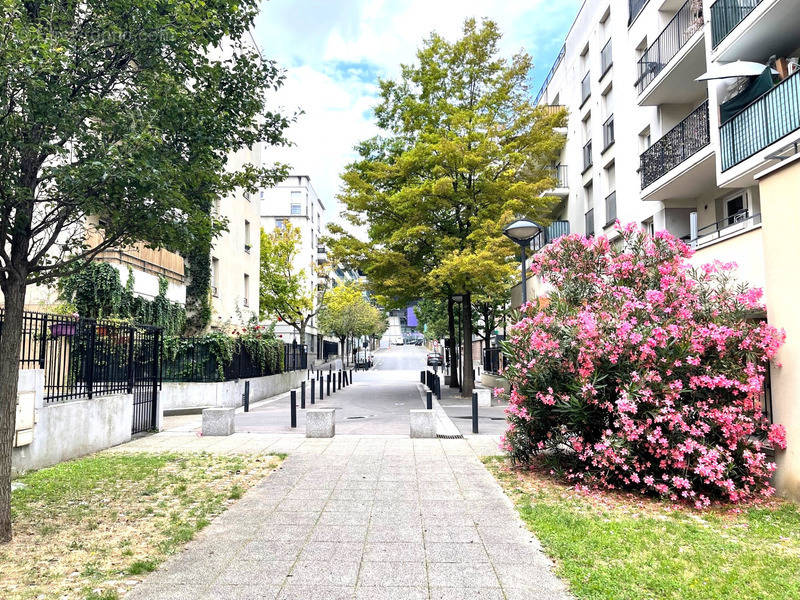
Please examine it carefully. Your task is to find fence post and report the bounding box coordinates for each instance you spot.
[127,327,135,394]
[290,390,297,428]
[311,378,315,405]
[151,328,160,430]
[301,380,306,409]
[86,321,96,399]
[39,314,48,369]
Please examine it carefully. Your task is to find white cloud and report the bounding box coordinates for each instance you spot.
[254,0,580,233]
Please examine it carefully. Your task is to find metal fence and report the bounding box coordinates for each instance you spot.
[2,310,161,410]
[710,0,761,48]
[161,338,307,383]
[483,347,506,375]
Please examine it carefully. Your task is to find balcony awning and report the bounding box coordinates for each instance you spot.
[720,68,777,124]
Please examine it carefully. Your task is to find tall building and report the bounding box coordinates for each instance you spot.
[260,175,326,356]
[527,0,800,499]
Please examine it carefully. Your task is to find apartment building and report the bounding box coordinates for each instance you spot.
[531,0,800,499]
[260,175,327,356]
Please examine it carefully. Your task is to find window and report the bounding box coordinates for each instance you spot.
[583,140,593,172]
[642,217,655,237]
[211,258,219,297]
[290,190,302,209]
[585,208,595,237]
[639,127,651,152]
[725,192,747,225]
[291,203,302,215]
[603,115,615,150]
[275,218,287,230]
[243,274,250,307]
[581,72,591,106]
[601,39,613,76]
[605,191,617,227]
[244,220,251,253]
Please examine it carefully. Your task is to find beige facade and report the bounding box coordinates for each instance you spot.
[757,155,800,500]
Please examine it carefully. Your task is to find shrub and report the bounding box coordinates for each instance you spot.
[500,224,786,507]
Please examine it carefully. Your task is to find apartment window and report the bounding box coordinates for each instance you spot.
[601,39,613,77]
[243,274,250,307]
[605,191,617,227]
[583,140,593,172]
[585,208,595,237]
[211,258,219,297]
[725,192,747,225]
[639,127,651,152]
[290,190,302,208]
[581,72,591,107]
[275,218,288,230]
[603,115,615,150]
[244,220,251,253]
[642,217,655,237]
[291,203,302,215]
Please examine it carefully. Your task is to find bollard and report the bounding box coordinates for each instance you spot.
[332,372,337,393]
[243,380,250,412]
[350,369,353,384]
[327,374,331,396]
[471,391,479,434]
[320,375,324,400]
[291,390,297,428]
[420,371,425,384]
[310,378,316,405]
[426,390,432,410]
[301,380,306,409]
[338,371,342,389]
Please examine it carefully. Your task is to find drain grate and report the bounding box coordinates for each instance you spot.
[346,416,366,420]
[437,434,464,439]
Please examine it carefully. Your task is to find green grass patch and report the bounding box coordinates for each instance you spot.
[2,452,283,600]
[484,456,800,600]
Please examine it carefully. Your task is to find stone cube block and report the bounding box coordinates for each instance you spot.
[202,407,235,436]
[306,408,335,438]
[409,409,436,438]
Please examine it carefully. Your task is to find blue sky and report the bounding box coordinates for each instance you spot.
[254,0,581,222]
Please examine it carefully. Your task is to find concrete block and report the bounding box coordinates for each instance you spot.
[202,408,235,436]
[306,409,335,438]
[409,409,436,438]
[476,389,493,408]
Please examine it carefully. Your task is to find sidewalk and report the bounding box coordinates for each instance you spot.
[119,435,569,600]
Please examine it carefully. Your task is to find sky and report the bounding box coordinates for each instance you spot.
[253,0,581,225]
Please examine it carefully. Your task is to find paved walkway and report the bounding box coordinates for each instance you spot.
[120,436,569,600]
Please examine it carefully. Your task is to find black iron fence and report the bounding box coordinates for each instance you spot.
[161,338,306,383]
[322,340,339,361]
[2,310,161,407]
[640,100,710,189]
[483,347,506,375]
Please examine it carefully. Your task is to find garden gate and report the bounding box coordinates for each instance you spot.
[131,327,161,434]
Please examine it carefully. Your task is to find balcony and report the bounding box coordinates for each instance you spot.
[635,0,706,105]
[711,0,800,62]
[543,165,569,197]
[531,220,570,252]
[604,192,617,227]
[720,70,800,172]
[629,0,652,25]
[534,44,566,105]
[711,0,762,48]
[640,101,711,190]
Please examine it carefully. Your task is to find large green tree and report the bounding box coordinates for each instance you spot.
[0,0,290,541]
[318,282,385,365]
[333,18,566,396]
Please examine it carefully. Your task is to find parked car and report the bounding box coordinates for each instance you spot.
[426,352,443,367]
[413,338,424,346]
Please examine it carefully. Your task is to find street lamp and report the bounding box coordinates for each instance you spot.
[503,219,543,306]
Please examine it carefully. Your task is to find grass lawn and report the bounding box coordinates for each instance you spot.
[485,456,800,600]
[1,451,283,600]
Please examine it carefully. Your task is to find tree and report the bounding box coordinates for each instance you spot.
[0,0,290,542]
[259,224,327,347]
[334,18,566,397]
[318,282,385,365]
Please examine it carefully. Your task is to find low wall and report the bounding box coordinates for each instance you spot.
[160,370,308,415]
[12,369,133,476]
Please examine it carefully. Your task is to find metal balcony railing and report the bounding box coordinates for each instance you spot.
[581,72,591,106]
[629,0,652,25]
[640,100,710,189]
[710,0,762,48]
[635,0,704,95]
[547,165,568,188]
[540,104,566,116]
[601,40,613,77]
[534,44,566,105]
[585,209,595,237]
[531,220,570,252]
[583,140,593,172]
[603,115,615,150]
[720,70,800,171]
[605,192,617,226]
[692,209,761,247]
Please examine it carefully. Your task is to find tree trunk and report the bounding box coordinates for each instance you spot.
[462,292,474,398]
[447,296,458,388]
[0,277,27,543]
[339,336,346,366]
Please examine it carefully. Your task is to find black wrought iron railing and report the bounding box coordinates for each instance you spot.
[640,100,710,189]
[710,0,762,48]
[583,140,593,172]
[531,220,570,252]
[1,310,161,404]
[692,210,762,246]
[581,72,591,106]
[605,192,617,226]
[635,0,704,95]
[585,208,595,237]
[603,115,615,150]
[534,44,566,105]
[629,0,652,25]
[601,39,613,77]
[482,347,506,375]
[720,70,800,171]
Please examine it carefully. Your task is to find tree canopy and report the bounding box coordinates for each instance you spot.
[318,282,386,348]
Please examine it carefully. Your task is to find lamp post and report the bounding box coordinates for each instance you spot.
[452,294,463,393]
[503,219,543,306]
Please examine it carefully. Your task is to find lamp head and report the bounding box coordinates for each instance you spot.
[503,219,543,245]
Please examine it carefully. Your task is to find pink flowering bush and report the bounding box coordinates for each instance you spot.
[500,224,786,507]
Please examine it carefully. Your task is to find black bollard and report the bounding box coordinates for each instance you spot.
[291,390,297,428]
[301,381,306,409]
[310,378,315,405]
[243,380,250,412]
[471,391,478,434]
[350,369,353,384]
[338,371,342,389]
[420,371,425,384]
[327,374,331,396]
[320,375,324,400]
[426,391,432,410]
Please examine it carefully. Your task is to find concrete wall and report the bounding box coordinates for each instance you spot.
[689,227,767,294]
[757,156,800,501]
[160,369,308,414]
[12,369,133,476]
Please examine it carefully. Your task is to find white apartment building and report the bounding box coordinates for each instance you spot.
[530,0,800,499]
[260,175,327,356]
